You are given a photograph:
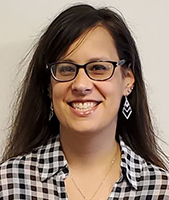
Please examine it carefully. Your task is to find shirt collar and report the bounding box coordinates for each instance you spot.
[37,134,145,189]
[119,137,145,190]
[37,135,68,182]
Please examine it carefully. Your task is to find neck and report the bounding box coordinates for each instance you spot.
[60,124,118,169]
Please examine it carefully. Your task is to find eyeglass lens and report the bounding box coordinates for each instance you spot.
[51,61,115,81]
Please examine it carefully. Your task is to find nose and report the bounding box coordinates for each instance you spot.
[71,69,93,96]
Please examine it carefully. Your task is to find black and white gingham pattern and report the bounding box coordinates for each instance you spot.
[0,135,169,199]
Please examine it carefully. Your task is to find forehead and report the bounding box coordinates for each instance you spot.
[60,26,119,62]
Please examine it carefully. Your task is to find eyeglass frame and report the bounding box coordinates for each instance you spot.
[46,59,126,82]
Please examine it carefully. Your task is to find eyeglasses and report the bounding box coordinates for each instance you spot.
[46,59,126,82]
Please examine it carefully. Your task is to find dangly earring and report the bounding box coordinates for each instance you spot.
[49,102,54,121]
[122,96,132,119]
[122,86,133,119]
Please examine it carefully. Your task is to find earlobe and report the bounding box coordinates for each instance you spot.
[124,69,135,96]
[126,84,134,96]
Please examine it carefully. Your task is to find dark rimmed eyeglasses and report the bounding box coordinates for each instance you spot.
[46,59,126,82]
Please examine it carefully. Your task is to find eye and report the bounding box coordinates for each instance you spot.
[56,64,76,76]
[58,65,75,73]
[90,64,107,71]
[88,62,112,75]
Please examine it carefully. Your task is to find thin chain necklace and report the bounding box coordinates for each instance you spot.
[69,145,118,200]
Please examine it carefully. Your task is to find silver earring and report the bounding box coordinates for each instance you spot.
[49,102,54,121]
[122,96,132,119]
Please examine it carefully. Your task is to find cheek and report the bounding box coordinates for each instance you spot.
[97,78,124,100]
[51,82,71,118]
[52,85,62,100]
[98,77,125,113]
[51,83,69,121]
[51,82,70,100]
[104,85,123,106]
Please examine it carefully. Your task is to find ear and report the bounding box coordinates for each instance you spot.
[123,69,135,96]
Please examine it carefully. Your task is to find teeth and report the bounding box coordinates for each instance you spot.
[71,102,97,111]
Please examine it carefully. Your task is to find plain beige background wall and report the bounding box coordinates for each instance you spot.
[0,0,169,161]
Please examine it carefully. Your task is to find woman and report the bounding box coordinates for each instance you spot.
[0,4,169,200]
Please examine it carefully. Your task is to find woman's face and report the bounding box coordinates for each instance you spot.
[50,26,134,134]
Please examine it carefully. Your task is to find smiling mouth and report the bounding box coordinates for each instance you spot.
[68,101,101,112]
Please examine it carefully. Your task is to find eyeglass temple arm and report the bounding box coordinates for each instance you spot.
[117,59,126,66]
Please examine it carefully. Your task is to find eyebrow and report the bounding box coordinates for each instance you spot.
[59,57,111,63]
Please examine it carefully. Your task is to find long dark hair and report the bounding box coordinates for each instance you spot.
[2,4,168,169]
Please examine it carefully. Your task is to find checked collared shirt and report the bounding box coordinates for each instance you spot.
[0,135,169,199]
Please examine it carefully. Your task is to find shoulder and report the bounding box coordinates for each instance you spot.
[0,148,39,179]
[142,161,169,184]
[137,162,169,197]
[119,137,169,197]
[0,147,41,199]
[0,135,61,184]
[0,136,63,199]
[0,136,58,173]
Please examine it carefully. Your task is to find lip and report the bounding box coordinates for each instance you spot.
[67,99,102,117]
[67,99,102,104]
